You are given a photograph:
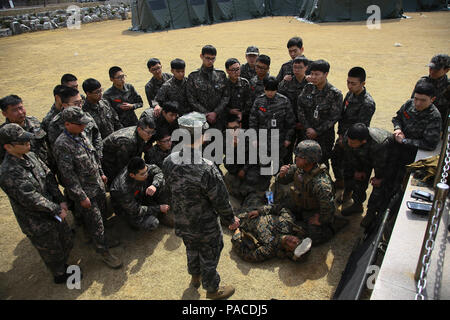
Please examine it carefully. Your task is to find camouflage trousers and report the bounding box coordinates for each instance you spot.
[223,169,270,200]
[74,193,108,254]
[181,232,224,293]
[29,220,73,277]
[330,138,345,181]
[278,196,335,246]
[309,129,335,167]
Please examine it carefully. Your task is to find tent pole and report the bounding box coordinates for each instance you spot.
[185,0,193,25]
[166,0,174,28]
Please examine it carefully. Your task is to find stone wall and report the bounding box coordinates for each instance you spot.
[0,2,130,37]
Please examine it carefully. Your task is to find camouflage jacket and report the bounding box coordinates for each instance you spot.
[343,127,394,179]
[249,74,269,102]
[110,164,164,224]
[297,82,343,136]
[162,149,235,237]
[0,116,49,165]
[337,88,376,135]
[48,111,103,159]
[82,98,123,139]
[225,77,253,117]
[249,92,296,143]
[186,66,230,116]
[0,152,64,237]
[231,204,304,262]
[413,75,450,120]
[53,130,105,202]
[155,76,191,116]
[41,103,60,133]
[392,99,442,151]
[276,164,335,224]
[102,126,151,179]
[278,76,308,121]
[276,60,294,82]
[145,72,172,107]
[144,144,171,168]
[103,83,143,128]
[240,63,256,81]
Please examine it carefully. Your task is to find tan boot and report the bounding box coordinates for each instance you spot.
[101,251,123,269]
[190,275,201,288]
[206,285,235,300]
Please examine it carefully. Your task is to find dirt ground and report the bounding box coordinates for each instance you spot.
[0,12,449,300]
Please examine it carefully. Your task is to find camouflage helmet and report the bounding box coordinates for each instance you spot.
[294,140,322,163]
[0,123,34,145]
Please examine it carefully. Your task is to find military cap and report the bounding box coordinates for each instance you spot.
[61,106,90,125]
[0,123,34,145]
[427,54,450,70]
[246,46,259,55]
[177,111,209,132]
[294,140,322,163]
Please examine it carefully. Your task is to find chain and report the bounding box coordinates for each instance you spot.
[415,125,450,300]
[415,199,443,300]
[440,128,450,184]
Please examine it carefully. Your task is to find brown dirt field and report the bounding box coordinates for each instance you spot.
[0,12,449,300]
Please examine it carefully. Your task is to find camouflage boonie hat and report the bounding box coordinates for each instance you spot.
[294,140,322,163]
[0,123,34,145]
[427,54,450,70]
[177,112,209,132]
[246,46,259,55]
[61,106,90,125]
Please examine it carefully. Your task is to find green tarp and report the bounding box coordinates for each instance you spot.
[131,0,409,32]
[402,0,445,11]
[298,0,403,22]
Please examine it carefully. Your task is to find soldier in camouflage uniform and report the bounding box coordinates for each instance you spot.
[41,85,66,134]
[145,58,172,112]
[249,76,296,169]
[0,123,74,284]
[278,56,310,161]
[249,54,271,102]
[297,59,343,166]
[61,73,86,102]
[340,124,395,229]
[103,66,143,128]
[47,87,103,158]
[240,46,259,81]
[53,107,122,269]
[110,157,173,230]
[231,203,312,262]
[331,67,376,191]
[139,101,179,144]
[222,114,269,210]
[412,54,450,127]
[162,112,240,300]
[276,140,347,245]
[224,58,253,129]
[186,45,230,130]
[82,78,122,139]
[155,58,190,116]
[102,116,156,183]
[0,95,49,166]
[276,36,307,83]
[144,129,172,168]
[392,81,442,184]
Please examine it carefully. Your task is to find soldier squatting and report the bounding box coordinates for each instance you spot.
[0,39,448,300]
